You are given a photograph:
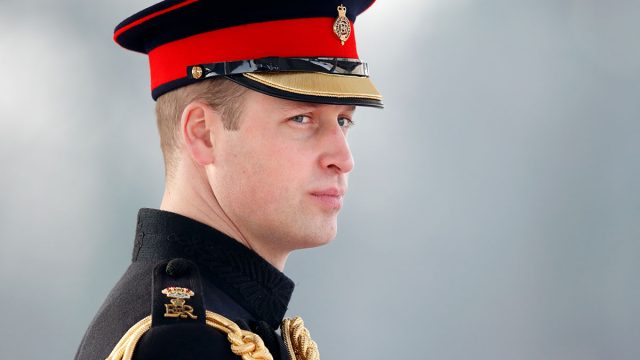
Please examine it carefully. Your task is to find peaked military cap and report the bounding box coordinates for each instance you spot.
[114,0,383,107]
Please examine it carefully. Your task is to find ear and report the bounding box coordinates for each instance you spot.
[180,101,219,166]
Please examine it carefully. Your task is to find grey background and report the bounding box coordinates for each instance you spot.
[1,0,639,359]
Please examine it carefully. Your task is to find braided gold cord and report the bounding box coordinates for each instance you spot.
[105,316,151,360]
[282,317,320,360]
[206,311,272,360]
[105,311,273,360]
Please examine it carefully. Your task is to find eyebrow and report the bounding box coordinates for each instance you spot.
[279,102,356,113]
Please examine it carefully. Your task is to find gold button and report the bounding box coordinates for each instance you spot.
[191,66,203,79]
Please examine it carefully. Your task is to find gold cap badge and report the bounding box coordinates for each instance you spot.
[333,4,351,45]
[162,287,198,319]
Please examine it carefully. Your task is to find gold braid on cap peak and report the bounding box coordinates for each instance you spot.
[106,311,273,360]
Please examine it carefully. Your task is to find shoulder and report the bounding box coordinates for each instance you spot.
[120,322,239,360]
[76,262,154,359]
[81,258,273,360]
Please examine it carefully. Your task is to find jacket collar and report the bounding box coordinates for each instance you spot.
[132,208,295,328]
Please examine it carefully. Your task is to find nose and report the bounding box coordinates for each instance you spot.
[318,123,355,174]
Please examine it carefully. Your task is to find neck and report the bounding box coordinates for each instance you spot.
[160,165,289,271]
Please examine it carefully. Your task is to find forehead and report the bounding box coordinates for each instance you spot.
[243,89,357,114]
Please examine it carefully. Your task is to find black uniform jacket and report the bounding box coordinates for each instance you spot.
[75,208,295,359]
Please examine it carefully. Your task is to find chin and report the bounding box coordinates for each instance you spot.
[298,224,337,249]
[279,214,340,250]
[303,235,335,249]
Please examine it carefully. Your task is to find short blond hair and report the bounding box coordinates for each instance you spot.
[155,78,248,180]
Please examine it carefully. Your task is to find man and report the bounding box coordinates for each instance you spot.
[76,1,382,359]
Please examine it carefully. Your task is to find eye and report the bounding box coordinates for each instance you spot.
[289,114,312,125]
[337,116,355,129]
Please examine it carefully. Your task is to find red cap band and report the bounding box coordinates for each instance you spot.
[147,17,358,91]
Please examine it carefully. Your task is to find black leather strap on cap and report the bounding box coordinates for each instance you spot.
[187,57,370,79]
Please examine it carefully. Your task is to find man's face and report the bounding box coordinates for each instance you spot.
[207,90,355,253]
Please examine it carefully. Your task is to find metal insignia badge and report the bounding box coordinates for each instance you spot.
[191,65,203,79]
[162,287,198,319]
[333,4,351,45]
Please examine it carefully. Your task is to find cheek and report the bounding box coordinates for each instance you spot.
[217,128,318,207]
[231,143,300,199]
[266,148,317,203]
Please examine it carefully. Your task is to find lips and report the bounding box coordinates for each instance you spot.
[311,188,345,197]
[309,188,345,209]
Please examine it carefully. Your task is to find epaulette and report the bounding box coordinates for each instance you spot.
[106,258,274,360]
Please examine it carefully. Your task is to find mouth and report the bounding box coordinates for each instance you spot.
[309,188,345,210]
